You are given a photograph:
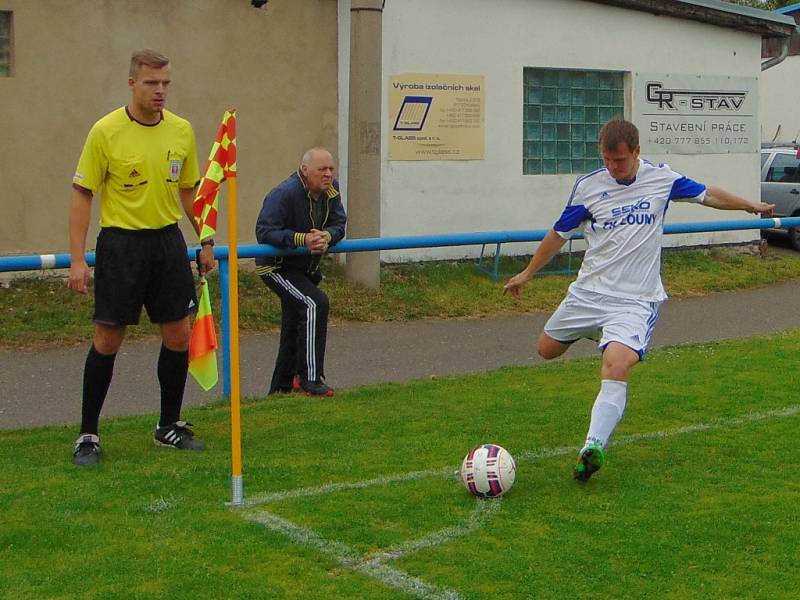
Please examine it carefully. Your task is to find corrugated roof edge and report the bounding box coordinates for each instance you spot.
[587,0,796,37]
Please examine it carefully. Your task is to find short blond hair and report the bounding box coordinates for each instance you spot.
[129,49,170,77]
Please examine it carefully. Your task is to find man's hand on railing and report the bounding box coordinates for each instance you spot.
[306,229,329,255]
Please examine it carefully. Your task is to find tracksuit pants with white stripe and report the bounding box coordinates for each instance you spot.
[261,268,329,394]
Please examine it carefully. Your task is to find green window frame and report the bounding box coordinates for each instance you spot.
[0,12,11,77]
[523,67,625,175]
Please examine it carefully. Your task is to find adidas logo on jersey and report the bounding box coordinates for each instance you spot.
[188,299,196,310]
[129,168,141,178]
[600,192,610,201]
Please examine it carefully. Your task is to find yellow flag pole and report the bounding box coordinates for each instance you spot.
[227,174,244,505]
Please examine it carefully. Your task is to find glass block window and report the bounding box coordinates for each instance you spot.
[0,12,11,77]
[523,68,625,175]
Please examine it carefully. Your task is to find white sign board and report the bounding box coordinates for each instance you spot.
[633,73,758,154]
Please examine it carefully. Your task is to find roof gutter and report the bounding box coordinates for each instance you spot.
[587,0,796,37]
[761,30,792,71]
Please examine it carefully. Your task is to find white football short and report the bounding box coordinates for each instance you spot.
[543,286,663,359]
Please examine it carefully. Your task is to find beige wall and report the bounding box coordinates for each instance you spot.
[761,56,800,144]
[0,0,339,255]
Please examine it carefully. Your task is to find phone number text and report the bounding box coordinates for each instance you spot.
[647,136,749,146]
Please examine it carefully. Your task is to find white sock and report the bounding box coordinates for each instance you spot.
[583,379,627,450]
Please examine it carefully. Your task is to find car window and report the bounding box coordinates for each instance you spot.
[761,152,770,168]
[766,153,800,183]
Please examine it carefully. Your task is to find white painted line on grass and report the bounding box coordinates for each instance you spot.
[243,466,454,506]
[359,499,502,566]
[610,404,800,448]
[243,404,800,507]
[244,510,464,600]
[240,404,800,599]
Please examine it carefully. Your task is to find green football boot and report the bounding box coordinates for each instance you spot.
[573,443,606,481]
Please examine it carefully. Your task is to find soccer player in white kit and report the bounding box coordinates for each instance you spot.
[504,119,774,481]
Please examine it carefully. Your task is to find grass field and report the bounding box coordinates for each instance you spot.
[2,243,800,349]
[2,331,799,599]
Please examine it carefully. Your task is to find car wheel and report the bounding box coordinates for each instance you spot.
[789,226,800,251]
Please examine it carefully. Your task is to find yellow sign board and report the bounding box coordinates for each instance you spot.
[389,73,485,161]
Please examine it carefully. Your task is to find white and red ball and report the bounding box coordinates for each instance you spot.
[459,443,516,498]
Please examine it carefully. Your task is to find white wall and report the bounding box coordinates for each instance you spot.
[761,55,800,144]
[378,0,763,261]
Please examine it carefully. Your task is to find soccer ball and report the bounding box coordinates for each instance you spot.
[459,443,517,498]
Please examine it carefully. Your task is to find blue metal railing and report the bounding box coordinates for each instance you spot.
[2,216,798,396]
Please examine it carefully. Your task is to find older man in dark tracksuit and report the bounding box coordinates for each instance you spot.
[255,147,347,397]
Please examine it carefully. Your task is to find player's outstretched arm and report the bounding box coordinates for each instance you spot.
[503,229,568,298]
[703,185,774,217]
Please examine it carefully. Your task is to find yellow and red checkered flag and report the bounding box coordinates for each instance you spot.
[193,109,237,240]
[188,278,219,391]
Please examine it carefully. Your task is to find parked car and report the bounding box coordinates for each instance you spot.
[761,144,800,249]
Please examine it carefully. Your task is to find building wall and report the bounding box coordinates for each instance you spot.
[761,56,800,144]
[0,0,339,255]
[761,9,799,145]
[377,0,764,261]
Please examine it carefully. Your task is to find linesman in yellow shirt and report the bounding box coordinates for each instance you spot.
[68,49,215,465]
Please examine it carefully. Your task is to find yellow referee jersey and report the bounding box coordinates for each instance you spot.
[73,107,200,230]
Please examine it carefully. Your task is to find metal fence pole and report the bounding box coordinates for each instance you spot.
[218,256,232,398]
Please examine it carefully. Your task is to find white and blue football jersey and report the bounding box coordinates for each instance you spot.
[553,159,706,302]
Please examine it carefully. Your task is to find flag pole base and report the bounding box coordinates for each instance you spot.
[228,475,244,506]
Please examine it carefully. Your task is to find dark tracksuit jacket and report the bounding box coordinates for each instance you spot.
[254,170,347,277]
[254,171,347,390]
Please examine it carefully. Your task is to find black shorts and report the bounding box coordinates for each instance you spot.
[93,224,197,326]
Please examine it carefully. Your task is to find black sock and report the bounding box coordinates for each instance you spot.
[80,345,117,435]
[158,345,188,427]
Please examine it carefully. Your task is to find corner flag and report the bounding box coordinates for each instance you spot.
[189,278,219,391]
[194,108,243,504]
[193,109,237,240]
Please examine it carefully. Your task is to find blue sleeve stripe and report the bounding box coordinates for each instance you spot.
[554,204,592,232]
[669,176,706,200]
[567,167,606,205]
